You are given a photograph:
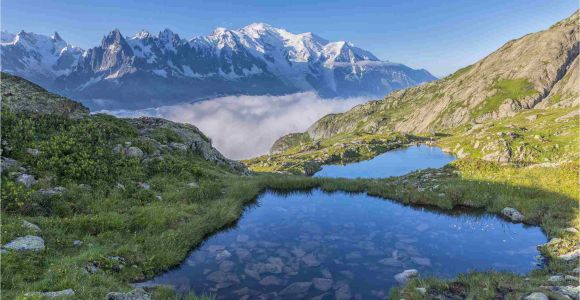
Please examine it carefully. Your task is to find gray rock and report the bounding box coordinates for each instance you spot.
[415,287,427,295]
[169,142,188,151]
[312,278,333,291]
[259,275,282,286]
[16,173,36,188]
[73,240,83,247]
[335,284,352,300]
[548,275,563,282]
[124,147,144,158]
[3,235,45,251]
[24,289,75,298]
[138,182,150,190]
[559,249,580,261]
[1,156,20,172]
[564,227,579,233]
[84,263,100,274]
[106,288,151,300]
[279,282,312,296]
[394,269,419,284]
[112,144,123,154]
[26,148,41,156]
[21,220,41,232]
[501,207,524,222]
[38,186,66,196]
[542,286,579,300]
[524,292,548,300]
[187,182,199,188]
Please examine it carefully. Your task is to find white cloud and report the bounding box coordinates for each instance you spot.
[101,92,369,159]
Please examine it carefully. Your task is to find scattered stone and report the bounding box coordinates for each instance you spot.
[501,207,524,222]
[21,220,41,232]
[415,287,427,295]
[106,288,151,300]
[291,248,306,258]
[84,263,100,274]
[335,284,352,300]
[169,142,188,151]
[25,289,75,298]
[564,227,579,233]
[411,257,432,266]
[379,257,401,267]
[38,186,66,196]
[565,275,578,281]
[279,282,312,296]
[219,260,235,272]
[155,195,162,201]
[26,148,41,156]
[394,269,419,284]
[115,182,126,190]
[16,173,36,188]
[541,285,579,300]
[302,253,321,267]
[124,147,144,158]
[312,278,333,291]
[216,249,232,260]
[1,156,19,172]
[3,235,45,251]
[524,292,548,300]
[187,182,199,188]
[259,275,282,286]
[559,249,580,261]
[138,182,150,190]
[236,234,249,243]
[526,114,538,122]
[73,240,83,247]
[548,275,563,282]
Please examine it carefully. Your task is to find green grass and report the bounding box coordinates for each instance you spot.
[472,78,538,118]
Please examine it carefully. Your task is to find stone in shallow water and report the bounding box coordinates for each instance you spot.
[411,257,432,266]
[302,253,321,267]
[394,269,419,284]
[259,275,282,286]
[279,281,312,296]
[334,284,352,300]
[236,234,249,242]
[219,260,235,272]
[312,278,333,291]
[4,235,45,251]
[215,249,231,260]
[378,257,401,267]
[501,207,524,222]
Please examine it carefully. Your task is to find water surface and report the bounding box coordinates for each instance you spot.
[142,190,545,299]
[314,145,455,178]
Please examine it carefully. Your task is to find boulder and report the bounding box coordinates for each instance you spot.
[26,148,41,156]
[16,173,36,188]
[21,220,41,232]
[106,288,151,300]
[524,292,548,300]
[501,207,524,222]
[394,269,419,284]
[169,142,188,151]
[1,157,20,173]
[559,248,580,261]
[124,147,144,158]
[4,235,45,251]
[24,289,75,298]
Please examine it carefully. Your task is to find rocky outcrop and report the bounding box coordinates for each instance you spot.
[3,235,45,251]
[24,289,75,298]
[105,288,151,300]
[125,117,247,173]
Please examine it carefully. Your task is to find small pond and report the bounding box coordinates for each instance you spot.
[314,145,455,178]
[141,189,545,299]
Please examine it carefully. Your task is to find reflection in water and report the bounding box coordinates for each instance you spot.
[314,145,456,178]
[140,190,545,299]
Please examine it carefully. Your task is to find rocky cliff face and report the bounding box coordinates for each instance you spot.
[1,24,436,110]
[300,11,579,141]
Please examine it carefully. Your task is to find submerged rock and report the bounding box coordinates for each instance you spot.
[25,289,75,298]
[4,235,45,251]
[279,282,312,296]
[394,269,419,284]
[106,288,151,300]
[501,207,524,222]
[312,278,333,291]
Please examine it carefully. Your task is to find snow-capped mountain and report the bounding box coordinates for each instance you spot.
[1,25,436,109]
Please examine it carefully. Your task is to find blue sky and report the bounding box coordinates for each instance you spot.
[2,0,577,76]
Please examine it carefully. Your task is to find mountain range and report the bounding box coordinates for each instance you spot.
[0,24,436,110]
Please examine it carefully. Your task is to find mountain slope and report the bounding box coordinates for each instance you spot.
[302,11,578,140]
[1,25,436,110]
[247,11,579,173]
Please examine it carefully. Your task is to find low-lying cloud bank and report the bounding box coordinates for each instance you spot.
[102,92,369,159]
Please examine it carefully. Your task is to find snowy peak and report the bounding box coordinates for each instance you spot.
[1,26,437,110]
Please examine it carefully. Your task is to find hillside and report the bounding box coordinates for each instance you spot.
[247,11,579,174]
[1,25,435,110]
